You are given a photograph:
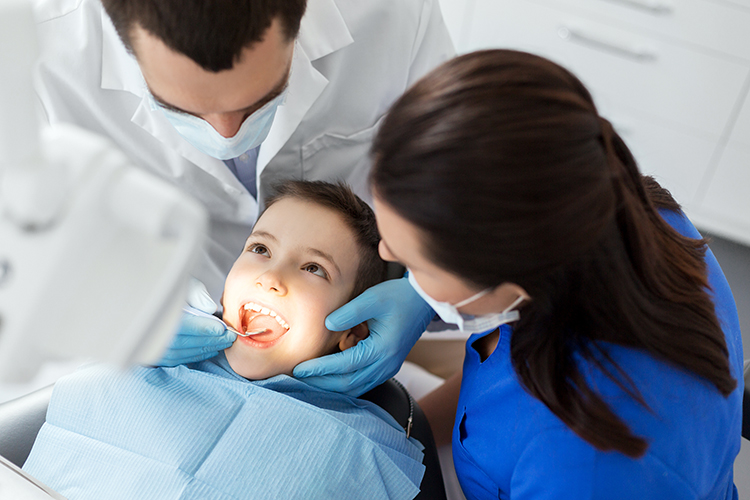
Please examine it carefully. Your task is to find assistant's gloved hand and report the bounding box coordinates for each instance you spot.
[293,277,434,397]
[157,278,236,367]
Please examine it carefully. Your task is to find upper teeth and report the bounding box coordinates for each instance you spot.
[243,302,290,329]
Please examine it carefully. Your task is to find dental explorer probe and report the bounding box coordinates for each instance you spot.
[183,306,267,337]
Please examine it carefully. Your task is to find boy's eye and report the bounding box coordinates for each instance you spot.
[303,263,328,279]
[248,244,270,256]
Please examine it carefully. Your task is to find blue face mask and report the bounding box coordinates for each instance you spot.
[148,88,288,160]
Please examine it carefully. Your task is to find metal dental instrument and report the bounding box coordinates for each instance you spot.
[183,306,266,337]
[233,327,268,337]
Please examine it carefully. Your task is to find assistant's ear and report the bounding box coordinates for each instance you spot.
[338,322,370,351]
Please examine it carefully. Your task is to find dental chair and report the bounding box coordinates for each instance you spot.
[0,379,447,500]
[362,379,448,500]
[0,384,53,469]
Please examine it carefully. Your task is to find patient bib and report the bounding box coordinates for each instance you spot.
[23,355,425,500]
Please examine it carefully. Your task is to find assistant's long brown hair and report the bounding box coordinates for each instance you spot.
[370,50,736,458]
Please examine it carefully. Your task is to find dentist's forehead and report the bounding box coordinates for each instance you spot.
[131,21,294,116]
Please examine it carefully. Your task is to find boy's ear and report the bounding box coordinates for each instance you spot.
[338,322,370,351]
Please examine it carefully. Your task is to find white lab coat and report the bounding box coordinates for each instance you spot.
[32,0,454,298]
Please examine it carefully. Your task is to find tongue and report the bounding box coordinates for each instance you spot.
[245,316,286,342]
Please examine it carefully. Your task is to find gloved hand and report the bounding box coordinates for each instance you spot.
[157,278,237,367]
[293,277,434,397]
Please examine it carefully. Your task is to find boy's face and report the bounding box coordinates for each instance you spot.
[222,197,365,380]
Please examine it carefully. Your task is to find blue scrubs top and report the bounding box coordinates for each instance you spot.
[452,210,744,499]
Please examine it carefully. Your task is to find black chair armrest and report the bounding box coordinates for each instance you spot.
[361,379,448,500]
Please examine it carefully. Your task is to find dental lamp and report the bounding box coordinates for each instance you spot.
[0,0,208,383]
[0,0,208,495]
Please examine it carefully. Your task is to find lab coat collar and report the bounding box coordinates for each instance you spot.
[256,0,353,172]
[100,7,144,96]
[296,0,354,61]
[256,41,328,173]
[99,0,353,179]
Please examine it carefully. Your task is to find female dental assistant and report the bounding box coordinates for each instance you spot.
[368,50,744,499]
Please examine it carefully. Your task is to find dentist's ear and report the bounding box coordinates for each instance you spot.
[338,323,369,351]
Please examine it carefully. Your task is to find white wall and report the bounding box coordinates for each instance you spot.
[437,0,750,247]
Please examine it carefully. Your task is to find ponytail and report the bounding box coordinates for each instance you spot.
[603,119,735,398]
[511,119,736,458]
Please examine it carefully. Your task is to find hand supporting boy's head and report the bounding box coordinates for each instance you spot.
[221,181,387,380]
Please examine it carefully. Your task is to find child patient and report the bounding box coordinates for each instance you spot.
[23,181,425,500]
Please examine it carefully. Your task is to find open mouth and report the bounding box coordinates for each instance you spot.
[238,301,290,345]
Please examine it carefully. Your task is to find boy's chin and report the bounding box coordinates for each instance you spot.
[224,347,290,380]
[232,366,286,381]
[229,364,286,381]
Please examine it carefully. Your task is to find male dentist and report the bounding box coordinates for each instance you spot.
[34,0,450,394]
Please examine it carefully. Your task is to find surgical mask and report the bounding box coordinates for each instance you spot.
[148,88,287,160]
[407,271,524,333]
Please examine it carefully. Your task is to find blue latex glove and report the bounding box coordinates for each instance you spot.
[157,279,236,367]
[293,277,434,397]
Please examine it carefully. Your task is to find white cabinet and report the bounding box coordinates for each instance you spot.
[464,0,746,134]
[729,90,750,150]
[697,143,750,241]
[697,91,750,242]
[437,0,750,245]
[531,0,750,62]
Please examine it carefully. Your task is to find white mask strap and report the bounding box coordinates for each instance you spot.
[453,287,491,308]
[502,295,525,314]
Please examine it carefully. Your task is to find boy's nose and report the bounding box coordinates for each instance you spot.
[256,271,287,295]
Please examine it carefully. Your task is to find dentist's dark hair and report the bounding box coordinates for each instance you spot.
[102,0,306,72]
[370,49,736,458]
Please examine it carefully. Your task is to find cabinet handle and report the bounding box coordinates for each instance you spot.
[602,0,673,15]
[558,26,658,62]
